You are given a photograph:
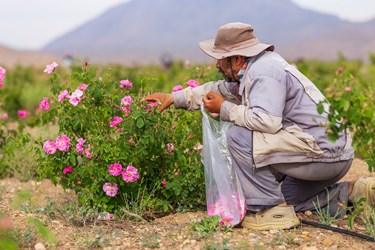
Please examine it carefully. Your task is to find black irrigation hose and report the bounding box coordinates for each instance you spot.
[301,219,375,242]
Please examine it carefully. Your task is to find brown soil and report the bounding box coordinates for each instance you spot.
[1,158,374,250]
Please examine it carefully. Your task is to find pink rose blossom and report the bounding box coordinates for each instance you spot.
[39,97,50,110]
[110,116,123,127]
[128,136,135,145]
[77,138,86,144]
[69,89,83,106]
[44,61,58,74]
[174,172,179,177]
[161,179,167,188]
[121,96,133,106]
[76,138,91,157]
[103,183,118,197]
[78,83,88,91]
[122,165,139,183]
[144,101,158,111]
[148,101,158,108]
[193,143,203,150]
[122,106,131,116]
[0,82,4,88]
[207,193,245,226]
[85,152,92,159]
[18,110,27,118]
[108,163,122,176]
[63,166,73,174]
[55,135,71,152]
[172,85,183,92]
[76,144,84,153]
[338,67,343,74]
[58,90,70,102]
[344,86,352,92]
[220,213,234,227]
[119,79,133,88]
[166,143,174,151]
[2,113,8,120]
[43,140,57,154]
[0,66,6,81]
[84,144,92,158]
[187,79,199,88]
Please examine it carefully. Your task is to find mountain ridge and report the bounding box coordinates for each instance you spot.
[42,0,375,64]
[3,0,374,66]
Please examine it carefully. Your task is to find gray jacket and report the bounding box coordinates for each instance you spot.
[172,51,354,167]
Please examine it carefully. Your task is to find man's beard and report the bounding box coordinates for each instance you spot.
[219,69,236,82]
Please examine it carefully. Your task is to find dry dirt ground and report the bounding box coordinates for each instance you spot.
[1,159,375,250]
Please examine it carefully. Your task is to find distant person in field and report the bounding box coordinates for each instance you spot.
[144,22,374,231]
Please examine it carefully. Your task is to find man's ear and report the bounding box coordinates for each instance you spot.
[233,56,247,66]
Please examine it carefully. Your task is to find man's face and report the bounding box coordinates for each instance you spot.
[216,57,237,82]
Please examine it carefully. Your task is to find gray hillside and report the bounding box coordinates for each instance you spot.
[42,0,375,64]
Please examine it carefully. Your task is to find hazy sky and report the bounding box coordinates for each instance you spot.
[1,0,375,50]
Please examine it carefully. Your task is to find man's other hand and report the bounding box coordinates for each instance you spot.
[143,93,174,112]
[202,91,224,113]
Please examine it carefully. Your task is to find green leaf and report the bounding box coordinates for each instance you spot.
[317,102,324,114]
[342,99,350,112]
[28,217,58,245]
[136,117,145,128]
[69,155,77,165]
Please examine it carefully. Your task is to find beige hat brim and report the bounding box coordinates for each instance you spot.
[199,39,274,59]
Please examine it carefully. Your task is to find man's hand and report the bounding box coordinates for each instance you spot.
[202,91,224,113]
[143,93,174,112]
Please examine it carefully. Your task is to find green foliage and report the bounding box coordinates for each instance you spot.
[0,216,19,250]
[361,206,375,239]
[9,226,35,249]
[345,198,375,239]
[27,217,58,245]
[1,65,52,118]
[315,68,375,171]
[190,215,230,237]
[39,197,100,227]
[119,184,161,220]
[0,238,19,250]
[0,132,35,180]
[33,63,206,214]
[11,189,32,211]
[312,189,344,225]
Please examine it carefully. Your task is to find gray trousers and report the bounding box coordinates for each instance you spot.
[227,126,352,216]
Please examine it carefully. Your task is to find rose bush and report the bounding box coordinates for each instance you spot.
[34,62,206,213]
[317,67,375,171]
[0,65,33,179]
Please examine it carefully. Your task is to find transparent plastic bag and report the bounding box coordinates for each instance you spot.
[201,105,246,226]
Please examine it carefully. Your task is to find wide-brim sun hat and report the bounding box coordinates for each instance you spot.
[199,22,274,59]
